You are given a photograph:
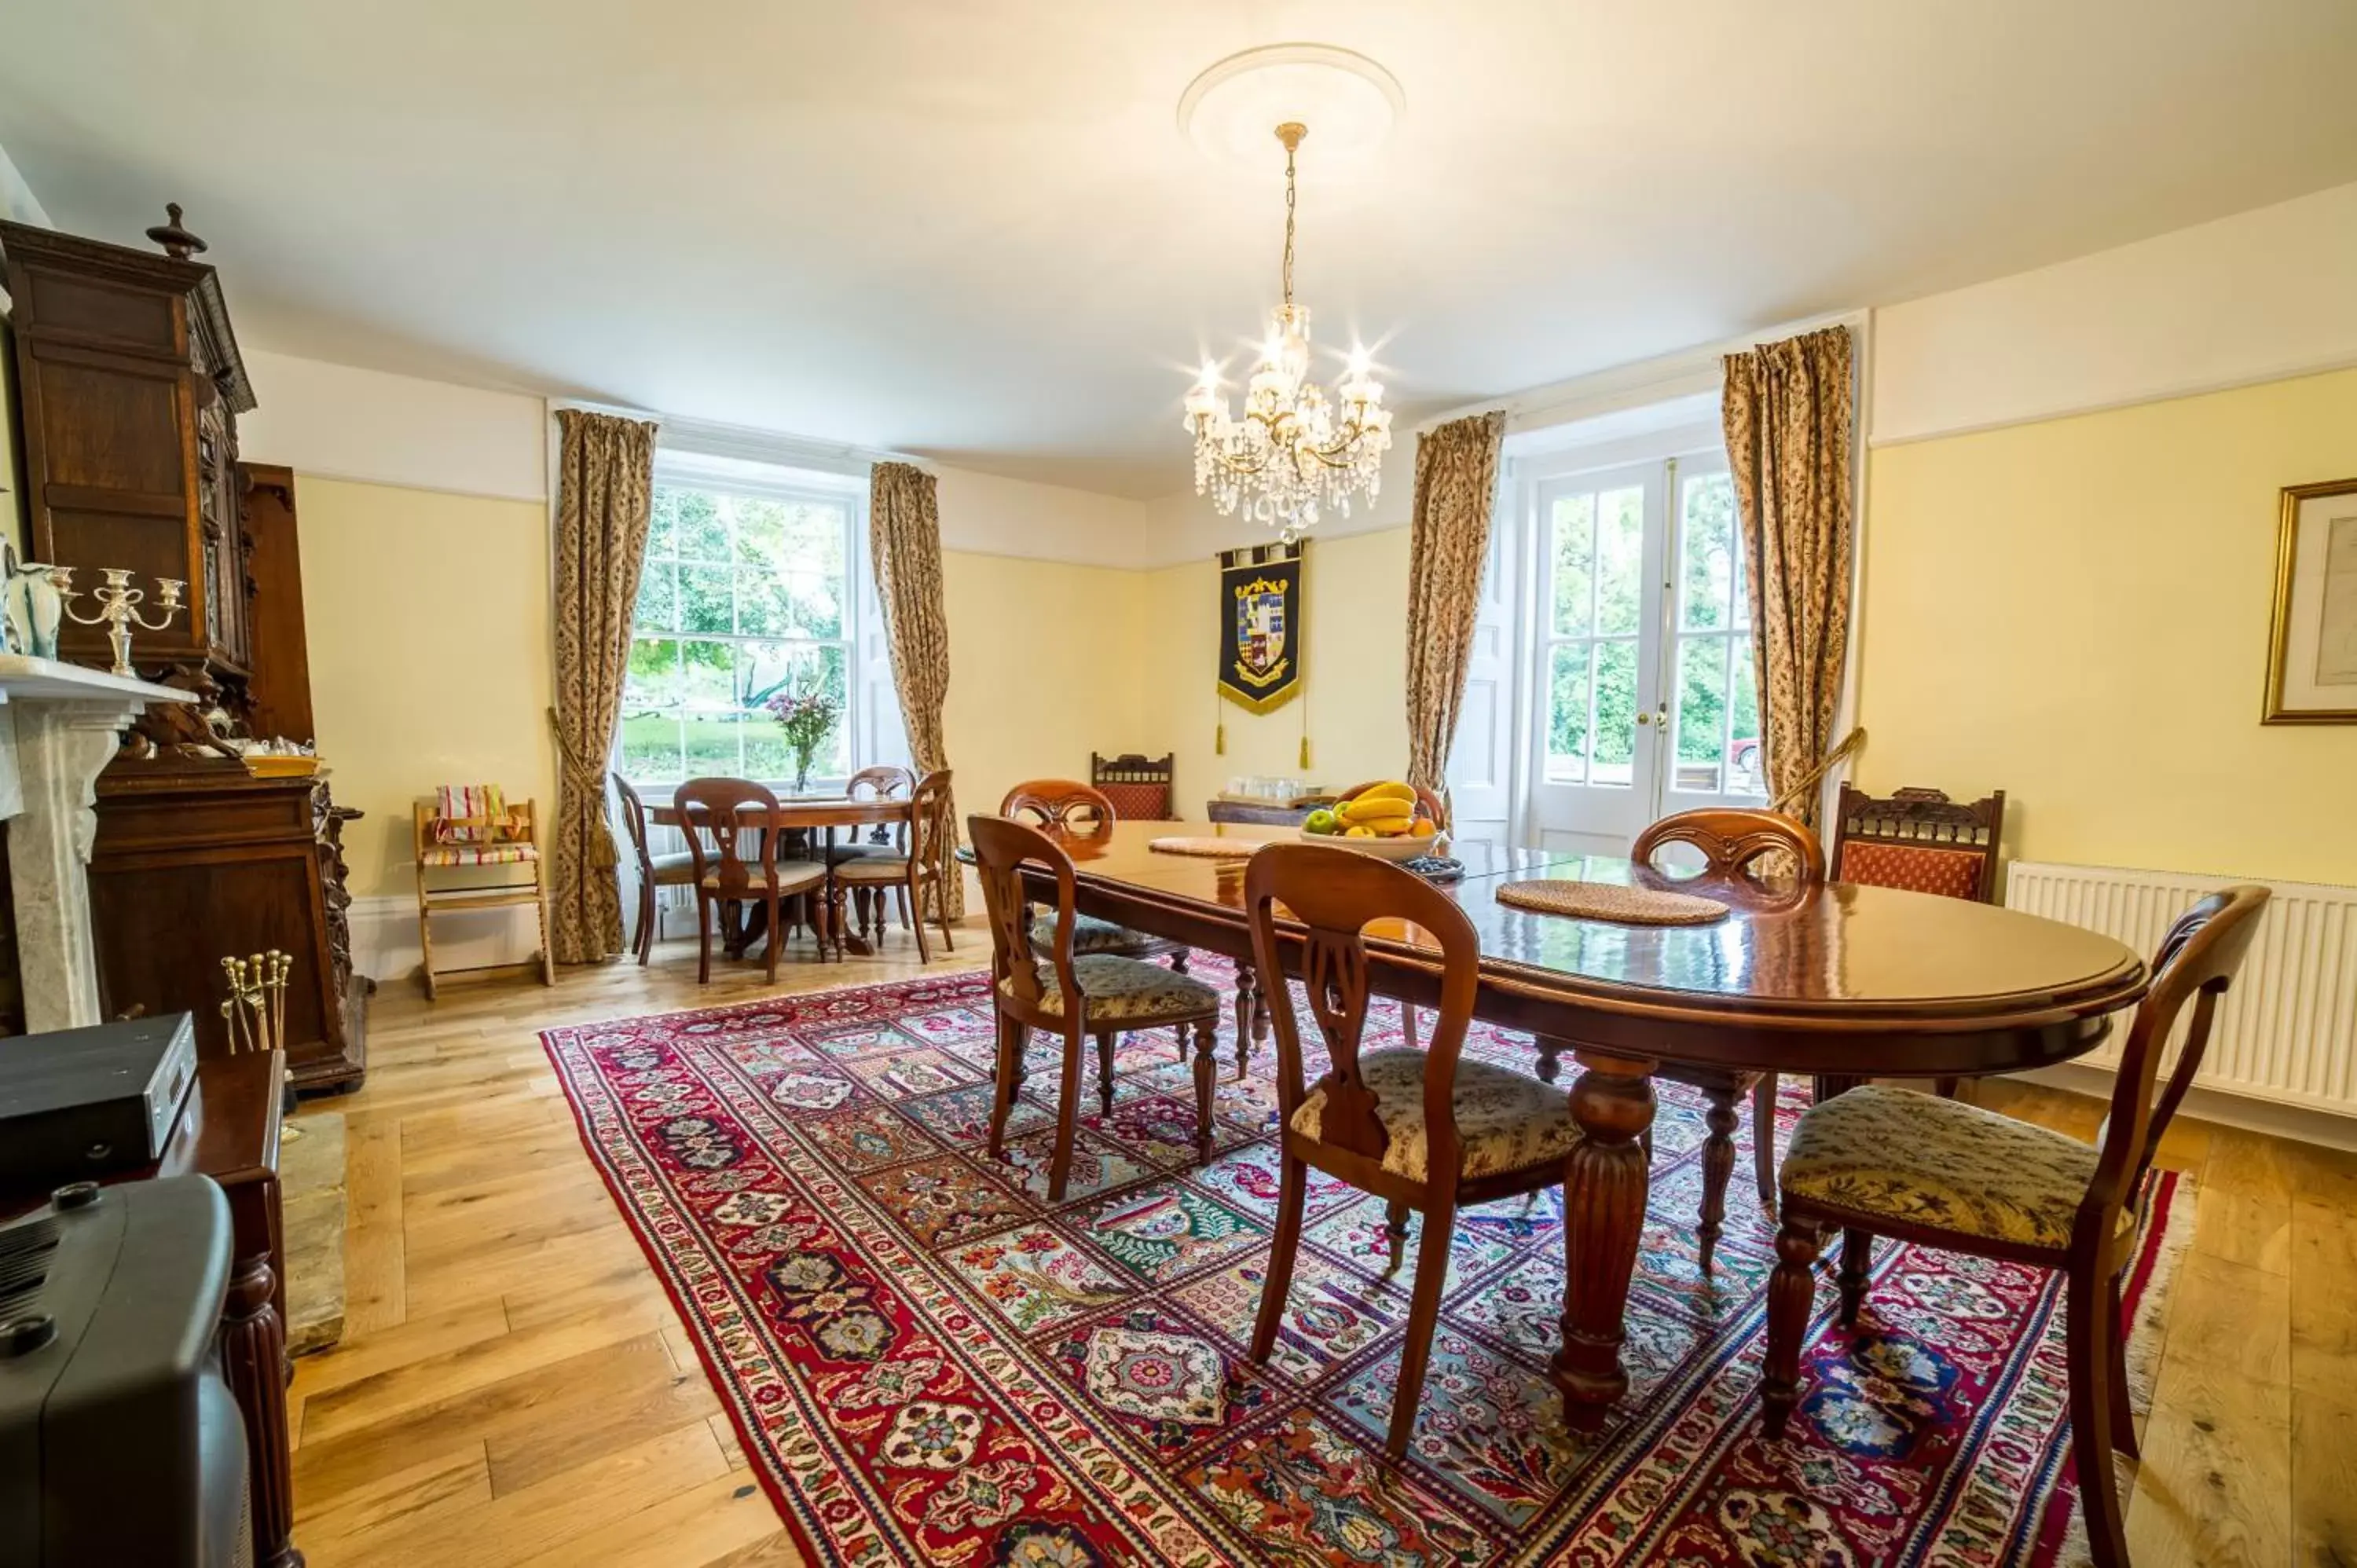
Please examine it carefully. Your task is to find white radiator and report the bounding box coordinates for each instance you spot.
[2005,860,2357,1119]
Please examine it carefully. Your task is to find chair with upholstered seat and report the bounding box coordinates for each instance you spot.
[1761,884,2270,1568]
[412,785,555,999]
[1244,841,1578,1456]
[831,769,956,961]
[613,775,698,965]
[973,815,1223,1202]
[1000,780,1189,972]
[675,777,830,984]
[1089,751,1175,822]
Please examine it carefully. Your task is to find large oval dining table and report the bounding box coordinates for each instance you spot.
[648,793,916,958]
[992,818,2148,1423]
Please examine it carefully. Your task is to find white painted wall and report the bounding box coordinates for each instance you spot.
[240,350,551,501]
[1870,178,2357,445]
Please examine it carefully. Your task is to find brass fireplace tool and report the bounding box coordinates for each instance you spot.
[219,949,291,1056]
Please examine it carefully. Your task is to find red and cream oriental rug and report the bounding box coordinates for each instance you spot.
[542,959,2188,1567]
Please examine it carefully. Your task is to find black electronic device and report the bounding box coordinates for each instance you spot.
[0,1013,199,1186]
[0,1174,247,1566]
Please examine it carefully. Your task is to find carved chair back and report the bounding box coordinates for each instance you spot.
[846,764,915,849]
[1244,842,1483,1189]
[904,768,953,874]
[611,774,653,870]
[1633,808,1825,885]
[1002,779,1118,835]
[673,778,781,899]
[2081,885,2269,1257]
[1335,779,1450,830]
[1091,752,1175,821]
[1831,784,2006,902]
[968,813,1080,1020]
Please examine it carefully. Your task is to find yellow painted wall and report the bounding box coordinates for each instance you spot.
[940,549,1149,821]
[1138,526,1415,814]
[296,476,556,897]
[1858,365,2357,885]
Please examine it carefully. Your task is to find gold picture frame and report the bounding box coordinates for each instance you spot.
[2264,477,2357,724]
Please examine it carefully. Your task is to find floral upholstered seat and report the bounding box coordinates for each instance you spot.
[1002,953,1219,1025]
[1028,910,1158,957]
[1289,1049,1584,1183]
[1838,840,1987,900]
[1780,1084,2135,1251]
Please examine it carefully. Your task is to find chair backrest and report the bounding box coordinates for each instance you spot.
[673,777,779,896]
[846,764,915,801]
[427,783,530,846]
[905,768,953,870]
[1002,779,1117,834]
[1244,841,1483,1185]
[2080,884,2271,1256]
[1335,779,1449,830]
[1831,783,2005,902]
[1632,808,1825,885]
[1091,752,1175,821]
[968,813,1080,1015]
[611,774,651,866]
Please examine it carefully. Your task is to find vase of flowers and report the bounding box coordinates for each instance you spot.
[765,687,841,796]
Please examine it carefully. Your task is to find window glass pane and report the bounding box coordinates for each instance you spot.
[679,565,733,635]
[733,568,791,638]
[672,489,728,562]
[678,638,735,709]
[1680,474,1736,632]
[1594,486,1644,636]
[1728,639,1764,797]
[784,566,845,640]
[1591,639,1638,786]
[625,636,678,710]
[1545,643,1590,783]
[681,712,742,776]
[1671,636,1728,793]
[1731,501,1750,630]
[1550,492,1596,636]
[645,489,679,561]
[633,562,678,634]
[618,711,682,783]
[743,723,793,784]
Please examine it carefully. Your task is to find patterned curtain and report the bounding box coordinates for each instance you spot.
[869,461,962,919]
[549,408,658,963]
[1403,410,1508,804]
[1723,326,1855,830]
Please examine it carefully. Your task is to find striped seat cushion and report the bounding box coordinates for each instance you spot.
[420,843,538,867]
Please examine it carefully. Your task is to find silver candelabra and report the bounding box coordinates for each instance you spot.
[50,567,184,676]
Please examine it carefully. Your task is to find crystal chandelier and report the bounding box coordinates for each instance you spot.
[1184,123,1392,541]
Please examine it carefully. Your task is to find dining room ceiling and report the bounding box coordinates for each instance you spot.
[2,1,2352,499]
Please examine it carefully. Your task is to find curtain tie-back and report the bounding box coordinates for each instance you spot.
[1768,726,1865,818]
[548,705,620,870]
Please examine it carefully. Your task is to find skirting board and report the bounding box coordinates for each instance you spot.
[2008,1061,2357,1154]
[349,891,698,980]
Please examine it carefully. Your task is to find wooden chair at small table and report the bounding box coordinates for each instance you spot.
[612,775,698,967]
[832,769,957,961]
[830,764,917,940]
[673,777,831,983]
[1761,884,2269,1568]
[412,785,555,999]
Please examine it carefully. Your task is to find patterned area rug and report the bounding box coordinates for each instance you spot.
[542,958,2190,1566]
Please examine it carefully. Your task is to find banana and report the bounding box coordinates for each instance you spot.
[1340,796,1413,825]
[1358,781,1416,804]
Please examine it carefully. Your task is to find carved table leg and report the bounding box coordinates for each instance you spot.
[225,1185,302,1568]
[1232,963,1259,1076]
[1190,1019,1218,1165]
[1695,1079,1741,1276]
[1550,1044,1657,1425]
[1534,1038,1563,1085]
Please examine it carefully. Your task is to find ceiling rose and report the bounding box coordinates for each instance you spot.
[1177,43,1404,165]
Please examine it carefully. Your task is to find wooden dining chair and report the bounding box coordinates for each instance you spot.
[1761,884,2270,1568]
[973,815,1223,1202]
[1629,808,1827,1273]
[1089,751,1175,821]
[1244,841,1580,1456]
[999,780,1190,973]
[673,777,830,984]
[612,775,698,966]
[834,769,956,961]
[833,764,916,934]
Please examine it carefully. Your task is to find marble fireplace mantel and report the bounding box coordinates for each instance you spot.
[0,654,194,1032]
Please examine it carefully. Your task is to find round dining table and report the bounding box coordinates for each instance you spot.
[987,819,2149,1423]
[649,793,917,958]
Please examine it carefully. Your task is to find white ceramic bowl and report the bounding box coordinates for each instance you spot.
[1297,824,1438,861]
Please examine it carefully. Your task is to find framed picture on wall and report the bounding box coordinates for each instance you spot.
[2266,477,2357,724]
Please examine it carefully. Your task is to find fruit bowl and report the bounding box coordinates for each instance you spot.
[1298,824,1438,861]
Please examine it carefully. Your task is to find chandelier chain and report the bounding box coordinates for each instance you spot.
[1281,136,1296,309]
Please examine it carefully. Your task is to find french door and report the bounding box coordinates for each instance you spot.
[1521,451,1763,855]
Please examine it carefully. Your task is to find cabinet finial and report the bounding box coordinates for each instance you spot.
[145,202,207,260]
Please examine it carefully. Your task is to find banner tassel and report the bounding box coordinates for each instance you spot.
[1215,720,1225,756]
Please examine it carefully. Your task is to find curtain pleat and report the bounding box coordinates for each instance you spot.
[869,461,963,919]
[1722,326,1856,829]
[1403,410,1508,805]
[549,408,658,962]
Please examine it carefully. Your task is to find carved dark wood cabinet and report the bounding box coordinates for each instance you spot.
[2,211,368,1090]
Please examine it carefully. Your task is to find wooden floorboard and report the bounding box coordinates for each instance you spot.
[284,920,2332,1565]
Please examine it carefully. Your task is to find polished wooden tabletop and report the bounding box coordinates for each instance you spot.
[1007,819,2148,1071]
[649,794,910,829]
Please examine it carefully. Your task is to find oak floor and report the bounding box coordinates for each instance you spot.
[286,925,2355,1566]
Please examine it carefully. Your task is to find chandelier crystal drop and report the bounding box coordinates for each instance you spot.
[1184,122,1392,541]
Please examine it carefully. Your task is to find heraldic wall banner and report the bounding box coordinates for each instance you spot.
[1216,540,1304,714]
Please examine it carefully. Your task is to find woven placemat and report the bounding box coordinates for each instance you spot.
[1147,836,1259,859]
[1496,878,1730,925]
